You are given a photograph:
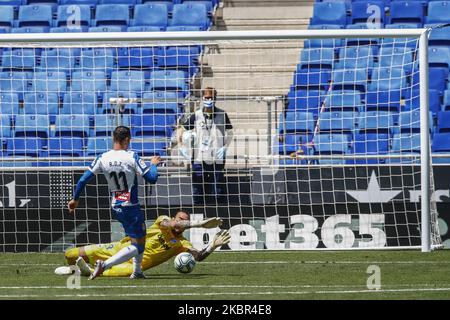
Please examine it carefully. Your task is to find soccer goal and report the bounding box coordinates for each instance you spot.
[0,29,443,253]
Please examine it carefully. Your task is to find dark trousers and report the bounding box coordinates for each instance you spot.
[192,161,227,205]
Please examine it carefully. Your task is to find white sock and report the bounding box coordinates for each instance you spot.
[133,253,144,274]
[104,245,138,270]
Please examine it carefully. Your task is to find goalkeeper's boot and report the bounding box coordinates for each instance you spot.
[88,260,105,280]
[76,257,93,277]
[130,272,147,279]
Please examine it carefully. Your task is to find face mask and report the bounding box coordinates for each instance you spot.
[203,98,214,109]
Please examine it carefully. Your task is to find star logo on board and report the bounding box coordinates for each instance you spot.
[346,171,402,203]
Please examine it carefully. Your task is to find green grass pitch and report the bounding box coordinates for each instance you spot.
[0,250,449,300]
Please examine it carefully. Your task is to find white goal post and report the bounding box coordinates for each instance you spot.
[0,29,442,253]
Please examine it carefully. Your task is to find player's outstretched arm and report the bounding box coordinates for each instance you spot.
[160,217,223,234]
[139,155,161,184]
[188,230,231,262]
[68,170,95,214]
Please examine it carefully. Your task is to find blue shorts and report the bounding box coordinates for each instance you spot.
[111,205,146,239]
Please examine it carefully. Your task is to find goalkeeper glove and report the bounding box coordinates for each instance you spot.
[212,230,231,248]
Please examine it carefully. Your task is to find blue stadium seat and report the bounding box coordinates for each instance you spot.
[130,140,167,157]
[411,67,448,94]
[303,38,343,49]
[101,91,139,114]
[61,92,98,115]
[313,133,351,164]
[294,69,331,91]
[94,114,131,136]
[98,0,137,4]
[14,114,50,138]
[351,1,386,25]
[366,67,406,112]
[79,48,115,71]
[391,133,420,153]
[397,110,422,134]
[30,71,67,94]
[0,114,12,142]
[353,132,390,164]
[2,48,36,70]
[117,47,155,69]
[308,24,344,30]
[425,1,450,24]
[331,69,368,93]
[324,90,364,112]
[127,26,163,32]
[378,46,415,74]
[427,25,450,47]
[48,137,84,157]
[389,1,424,24]
[131,4,168,29]
[358,111,395,133]
[38,48,79,73]
[23,92,59,115]
[432,133,450,152]
[317,111,356,138]
[0,93,20,116]
[56,4,91,27]
[170,3,210,30]
[183,0,214,13]
[86,137,112,155]
[59,0,98,5]
[148,70,188,93]
[155,46,199,76]
[165,26,205,31]
[88,26,125,32]
[6,137,46,157]
[310,2,347,26]
[141,0,174,11]
[335,46,374,70]
[287,89,324,114]
[71,71,107,93]
[429,46,450,69]
[0,0,22,8]
[50,26,88,32]
[131,114,176,137]
[142,91,178,113]
[110,70,146,93]
[11,26,49,33]
[344,23,380,47]
[403,88,441,115]
[437,111,450,133]
[443,90,450,111]
[0,71,30,97]
[17,5,53,27]
[298,48,335,70]
[54,114,90,137]
[0,6,14,31]
[142,90,183,103]
[94,4,130,27]
[281,111,315,134]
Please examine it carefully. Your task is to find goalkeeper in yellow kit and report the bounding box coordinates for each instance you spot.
[57,211,231,277]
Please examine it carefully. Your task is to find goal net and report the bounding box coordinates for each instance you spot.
[0,30,442,252]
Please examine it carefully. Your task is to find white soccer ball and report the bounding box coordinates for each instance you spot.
[174,252,196,274]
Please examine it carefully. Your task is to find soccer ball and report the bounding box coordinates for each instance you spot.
[174,252,196,274]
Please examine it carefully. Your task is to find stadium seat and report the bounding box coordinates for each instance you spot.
[443,90,450,111]
[71,71,107,93]
[14,114,50,138]
[117,47,155,69]
[56,4,91,27]
[23,92,59,116]
[142,91,178,114]
[281,111,315,134]
[88,26,125,32]
[366,67,406,112]
[324,90,364,112]
[303,38,343,49]
[61,92,98,115]
[17,5,53,27]
[0,93,20,116]
[0,72,31,97]
[331,69,368,93]
[425,1,450,24]
[54,114,90,137]
[353,132,390,164]
[110,70,146,93]
[141,0,174,11]
[12,26,51,33]
[131,4,168,29]
[170,3,210,30]
[0,114,12,141]
[0,6,14,30]
[1,48,36,70]
[98,0,137,4]
[391,133,420,153]
[427,25,450,47]
[403,88,441,115]
[378,46,414,74]
[59,0,98,5]
[318,111,356,138]
[397,110,424,134]
[86,137,112,155]
[6,137,46,157]
[50,26,88,32]
[148,70,188,93]
[79,48,115,72]
[294,69,331,91]
[298,48,335,70]
[38,48,79,73]
[94,4,130,27]
[310,2,347,26]
[142,90,183,103]
[0,0,22,8]
[155,46,199,76]
[165,26,205,31]
[428,47,450,69]
[30,71,67,94]
[437,111,450,133]
[127,26,163,32]
[131,114,176,137]
[94,114,131,137]
[287,89,324,114]
[130,140,167,157]
[335,46,374,71]
[351,1,385,25]
[432,133,450,152]
[48,137,84,157]
[358,111,395,133]
[389,1,424,24]
[411,67,448,94]
[101,91,139,114]
[344,23,380,47]
[313,133,351,164]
